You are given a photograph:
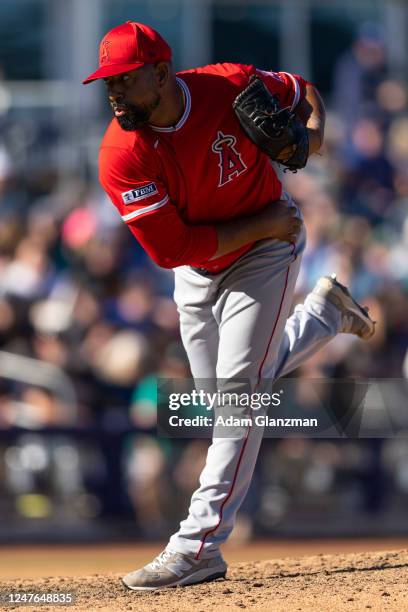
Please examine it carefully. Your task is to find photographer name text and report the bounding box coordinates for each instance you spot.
[168,415,318,428]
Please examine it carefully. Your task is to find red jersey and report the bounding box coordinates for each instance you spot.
[99,63,307,272]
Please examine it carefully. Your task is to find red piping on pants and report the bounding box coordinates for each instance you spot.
[195,244,295,559]
[195,425,251,559]
[256,243,296,387]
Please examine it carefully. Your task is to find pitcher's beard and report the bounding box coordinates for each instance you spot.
[115,95,161,131]
[117,109,149,131]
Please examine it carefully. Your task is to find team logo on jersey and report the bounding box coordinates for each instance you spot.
[121,182,158,205]
[212,131,247,187]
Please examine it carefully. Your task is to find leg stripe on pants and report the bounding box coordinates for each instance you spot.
[195,254,294,559]
[256,246,295,388]
[195,425,251,559]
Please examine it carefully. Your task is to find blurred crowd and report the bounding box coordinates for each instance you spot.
[0,26,407,540]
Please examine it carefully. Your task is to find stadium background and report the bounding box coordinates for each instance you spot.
[0,0,407,557]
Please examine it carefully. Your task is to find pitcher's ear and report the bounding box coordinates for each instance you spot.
[154,62,170,87]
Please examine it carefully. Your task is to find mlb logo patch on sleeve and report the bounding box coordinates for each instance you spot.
[121,182,158,205]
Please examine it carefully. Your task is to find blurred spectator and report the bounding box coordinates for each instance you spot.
[333,23,387,128]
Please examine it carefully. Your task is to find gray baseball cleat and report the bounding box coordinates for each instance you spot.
[312,273,376,340]
[122,548,227,591]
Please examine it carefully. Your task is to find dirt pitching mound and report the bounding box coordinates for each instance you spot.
[1,549,407,612]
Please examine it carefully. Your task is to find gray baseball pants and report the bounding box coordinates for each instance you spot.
[167,219,341,559]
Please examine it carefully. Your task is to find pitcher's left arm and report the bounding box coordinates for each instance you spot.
[295,83,325,155]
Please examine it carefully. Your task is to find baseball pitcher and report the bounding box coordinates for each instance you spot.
[83,21,375,590]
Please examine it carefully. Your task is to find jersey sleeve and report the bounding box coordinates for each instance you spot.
[254,68,309,110]
[99,144,169,222]
[99,145,218,269]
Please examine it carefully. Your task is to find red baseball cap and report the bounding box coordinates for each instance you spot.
[82,21,172,85]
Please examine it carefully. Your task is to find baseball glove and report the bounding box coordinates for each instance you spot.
[233,75,309,172]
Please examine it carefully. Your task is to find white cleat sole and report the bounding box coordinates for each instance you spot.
[313,273,376,340]
[122,563,227,591]
[328,274,375,340]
